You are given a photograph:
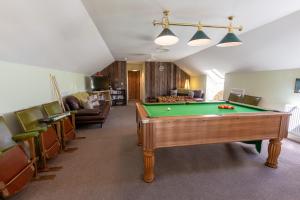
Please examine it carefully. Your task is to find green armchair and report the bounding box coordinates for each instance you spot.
[43,101,79,151]
[15,106,61,171]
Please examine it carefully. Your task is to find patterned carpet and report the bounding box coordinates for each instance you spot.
[11,103,300,200]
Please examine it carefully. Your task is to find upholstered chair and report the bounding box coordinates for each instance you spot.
[0,116,38,198]
[43,101,78,150]
[15,107,61,171]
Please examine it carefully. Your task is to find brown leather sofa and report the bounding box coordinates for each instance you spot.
[64,95,110,128]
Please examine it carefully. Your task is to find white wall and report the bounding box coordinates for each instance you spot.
[224,69,300,110]
[0,60,87,115]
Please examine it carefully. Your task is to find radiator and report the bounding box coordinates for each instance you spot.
[285,104,300,136]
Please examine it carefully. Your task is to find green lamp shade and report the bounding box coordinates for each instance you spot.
[154,28,179,46]
[188,30,211,46]
[217,32,242,47]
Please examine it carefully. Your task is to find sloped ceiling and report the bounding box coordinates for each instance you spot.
[176,10,300,75]
[0,0,114,75]
[82,0,300,74]
[1,1,300,75]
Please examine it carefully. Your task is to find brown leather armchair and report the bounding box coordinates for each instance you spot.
[64,95,110,128]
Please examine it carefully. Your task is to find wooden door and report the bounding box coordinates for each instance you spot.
[128,71,140,100]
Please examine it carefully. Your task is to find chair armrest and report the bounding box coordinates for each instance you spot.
[12,131,40,142]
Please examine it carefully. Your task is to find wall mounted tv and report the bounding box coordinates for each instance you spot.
[91,76,110,91]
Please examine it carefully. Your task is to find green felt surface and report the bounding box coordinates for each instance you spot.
[143,102,266,118]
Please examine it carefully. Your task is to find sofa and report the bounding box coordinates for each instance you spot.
[64,95,110,128]
[228,93,262,106]
[152,89,205,103]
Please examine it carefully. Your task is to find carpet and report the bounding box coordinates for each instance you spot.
[11,103,300,200]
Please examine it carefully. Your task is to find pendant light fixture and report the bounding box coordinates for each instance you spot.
[153,11,243,47]
[154,28,179,46]
[188,26,211,46]
[216,16,242,47]
[154,10,179,46]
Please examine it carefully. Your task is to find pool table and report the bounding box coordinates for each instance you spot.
[136,101,290,183]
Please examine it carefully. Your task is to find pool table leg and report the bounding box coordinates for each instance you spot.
[265,138,282,168]
[144,150,155,183]
[137,123,142,146]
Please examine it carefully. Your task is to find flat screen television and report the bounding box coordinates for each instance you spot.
[91,76,110,91]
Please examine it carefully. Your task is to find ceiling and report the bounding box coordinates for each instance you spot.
[0,0,114,75]
[176,10,300,75]
[0,0,300,75]
[82,0,300,74]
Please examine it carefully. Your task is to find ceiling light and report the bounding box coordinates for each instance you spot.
[188,28,211,46]
[153,11,243,47]
[216,32,242,47]
[154,28,179,46]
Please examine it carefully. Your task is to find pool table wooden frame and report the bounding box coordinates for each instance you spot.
[136,101,290,183]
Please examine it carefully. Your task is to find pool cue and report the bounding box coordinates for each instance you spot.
[50,74,66,112]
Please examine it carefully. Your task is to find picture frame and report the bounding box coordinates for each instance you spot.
[294,78,300,93]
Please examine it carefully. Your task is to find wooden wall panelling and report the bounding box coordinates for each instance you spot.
[145,62,190,98]
[98,61,127,90]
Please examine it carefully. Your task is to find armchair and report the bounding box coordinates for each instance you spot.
[0,116,37,198]
[43,101,79,151]
[15,106,61,171]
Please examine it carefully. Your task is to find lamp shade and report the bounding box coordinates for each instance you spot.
[187,30,211,46]
[154,28,179,46]
[217,32,242,47]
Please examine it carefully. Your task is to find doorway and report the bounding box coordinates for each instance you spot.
[128,70,140,101]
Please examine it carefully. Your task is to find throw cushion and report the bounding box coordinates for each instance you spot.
[188,90,194,98]
[82,100,94,109]
[88,95,100,107]
[170,89,177,96]
[193,90,202,98]
[66,96,82,110]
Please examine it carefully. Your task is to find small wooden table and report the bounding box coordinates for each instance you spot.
[136,101,290,183]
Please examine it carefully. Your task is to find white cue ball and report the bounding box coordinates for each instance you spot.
[167,107,171,111]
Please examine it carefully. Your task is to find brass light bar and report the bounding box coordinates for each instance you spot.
[153,10,243,32]
[153,10,243,47]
